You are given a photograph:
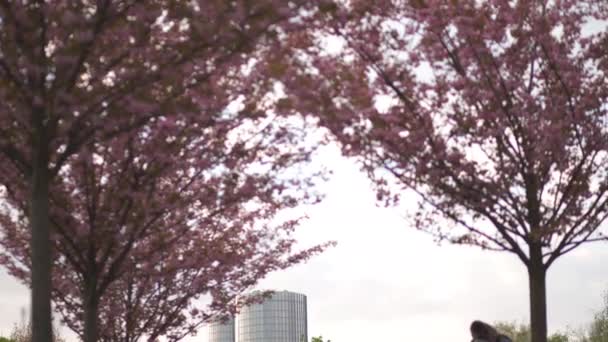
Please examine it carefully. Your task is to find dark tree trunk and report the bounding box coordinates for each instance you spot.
[30,119,53,342]
[528,243,548,342]
[83,278,99,342]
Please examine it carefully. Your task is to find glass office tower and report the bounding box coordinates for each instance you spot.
[208,317,235,342]
[236,291,307,342]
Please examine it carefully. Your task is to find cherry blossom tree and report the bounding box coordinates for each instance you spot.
[0,111,329,342]
[0,1,324,342]
[281,1,608,342]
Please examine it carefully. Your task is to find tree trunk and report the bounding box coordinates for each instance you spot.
[30,119,53,342]
[83,279,99,342]
[528,243,548,342]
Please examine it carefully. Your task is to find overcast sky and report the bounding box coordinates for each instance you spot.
[0,144,606,342]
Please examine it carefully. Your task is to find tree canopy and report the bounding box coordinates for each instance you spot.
[280,1,608,342]
[0,1,330,342]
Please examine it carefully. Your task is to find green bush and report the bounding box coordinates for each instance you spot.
[494,321,572,342]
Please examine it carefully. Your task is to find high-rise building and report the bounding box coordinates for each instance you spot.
[208,317,235,342]
[236,290,308,342]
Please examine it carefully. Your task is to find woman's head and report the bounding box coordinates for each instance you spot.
[470,321,513,342]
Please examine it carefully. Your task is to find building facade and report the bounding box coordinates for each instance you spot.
[236,291,307,342]
[208,317,235,342]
